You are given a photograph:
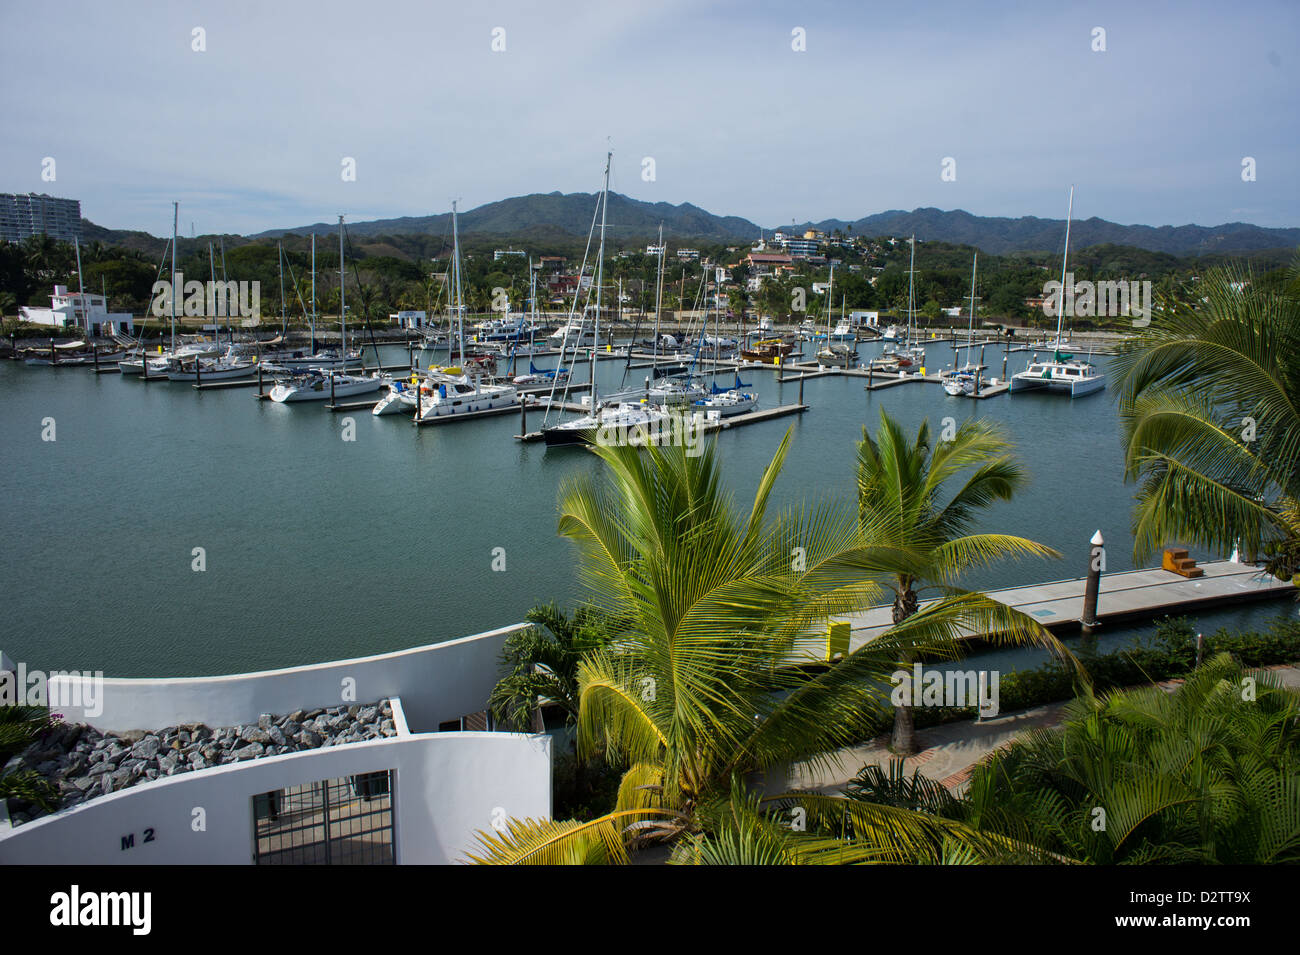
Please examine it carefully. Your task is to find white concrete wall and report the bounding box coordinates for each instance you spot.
[47,625,523,735]
[0,730,551,865]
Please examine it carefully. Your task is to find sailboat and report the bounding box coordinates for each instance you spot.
[693,273,756,416]
[816,264,853,367]
[901,236,926,367]
[693,373,757,417]
[513,359,570,386]
[117,204,218,374]
[271,216,389,402]
[941,254,985,397]
[407,201,518,419]
[1010,188,1106,398]
[543,153,667,448]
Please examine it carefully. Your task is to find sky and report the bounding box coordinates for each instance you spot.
[2,0,1297,237]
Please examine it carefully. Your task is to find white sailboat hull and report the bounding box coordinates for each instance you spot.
[270,374,389,402]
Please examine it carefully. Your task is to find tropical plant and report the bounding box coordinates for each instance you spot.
[488,602,613,732]
[1112,264,1300,578]
[467,430,1069,863]
[959,653,1300,864]
[855,409,1060,753]
[0,704,59,810]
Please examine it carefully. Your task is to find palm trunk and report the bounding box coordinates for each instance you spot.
[890,583,920,755]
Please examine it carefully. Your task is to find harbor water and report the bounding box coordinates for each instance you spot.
[2,338,1292,677]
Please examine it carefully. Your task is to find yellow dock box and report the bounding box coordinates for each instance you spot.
[827,621,850,661]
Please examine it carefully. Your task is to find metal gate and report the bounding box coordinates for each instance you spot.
[252,770,396,864]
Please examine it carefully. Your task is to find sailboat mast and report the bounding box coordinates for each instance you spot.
[310,234,316,352]
[278,242,286,336]
[967,252,977,366]
[653,223,664,364]
[825,262,834,340]
[338,215,346,363]
[592,151,610,405]
[906,234,915,347]
[208,242,218,344]
[170,201,178,352]
[451,201,464,366]
[73,236,87,334]
[219,239,231,345]
[1055,186,1074,358]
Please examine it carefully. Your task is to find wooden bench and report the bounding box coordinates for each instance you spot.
[1162,547,1204,579]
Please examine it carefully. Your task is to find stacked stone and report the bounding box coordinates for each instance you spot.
[3,701,396,825]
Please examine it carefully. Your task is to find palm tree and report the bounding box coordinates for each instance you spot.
[488,602,613,732]
[856,409,1060,753]
[960,653,1300,864]
[1112,265,1300,579]
[467,431,1068,863]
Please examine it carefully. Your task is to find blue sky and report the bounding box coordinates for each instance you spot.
[2,0,1296,236]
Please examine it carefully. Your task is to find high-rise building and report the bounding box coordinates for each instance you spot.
[0,192,82,243]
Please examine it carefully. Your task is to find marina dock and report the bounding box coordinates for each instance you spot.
[834,560,1294,653]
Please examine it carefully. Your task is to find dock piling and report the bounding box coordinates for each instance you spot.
[1081,529,1104,636]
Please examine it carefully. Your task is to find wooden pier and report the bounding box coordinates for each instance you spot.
[832,560,1294,654]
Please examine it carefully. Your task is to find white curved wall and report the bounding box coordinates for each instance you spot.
[46,624,523,734]
[0,730,551,865]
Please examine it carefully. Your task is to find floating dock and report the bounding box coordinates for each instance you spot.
[833,560,1294,653]
[192,377,260,390]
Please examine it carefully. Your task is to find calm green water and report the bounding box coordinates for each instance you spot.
[1,341,1290,677]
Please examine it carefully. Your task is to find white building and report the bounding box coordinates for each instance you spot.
[848,310,880,326]
[0,625,551,865]
[389,310,427,329]
[20,284,134,335]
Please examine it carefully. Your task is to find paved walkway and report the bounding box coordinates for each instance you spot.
[787,663,1300,796]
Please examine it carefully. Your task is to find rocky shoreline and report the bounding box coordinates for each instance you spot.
[3,700,396,826]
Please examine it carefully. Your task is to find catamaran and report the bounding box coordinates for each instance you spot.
[411,367,518,418]
[1010,188,1106,398]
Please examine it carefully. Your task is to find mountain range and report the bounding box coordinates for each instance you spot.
[248,192,1300,257]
